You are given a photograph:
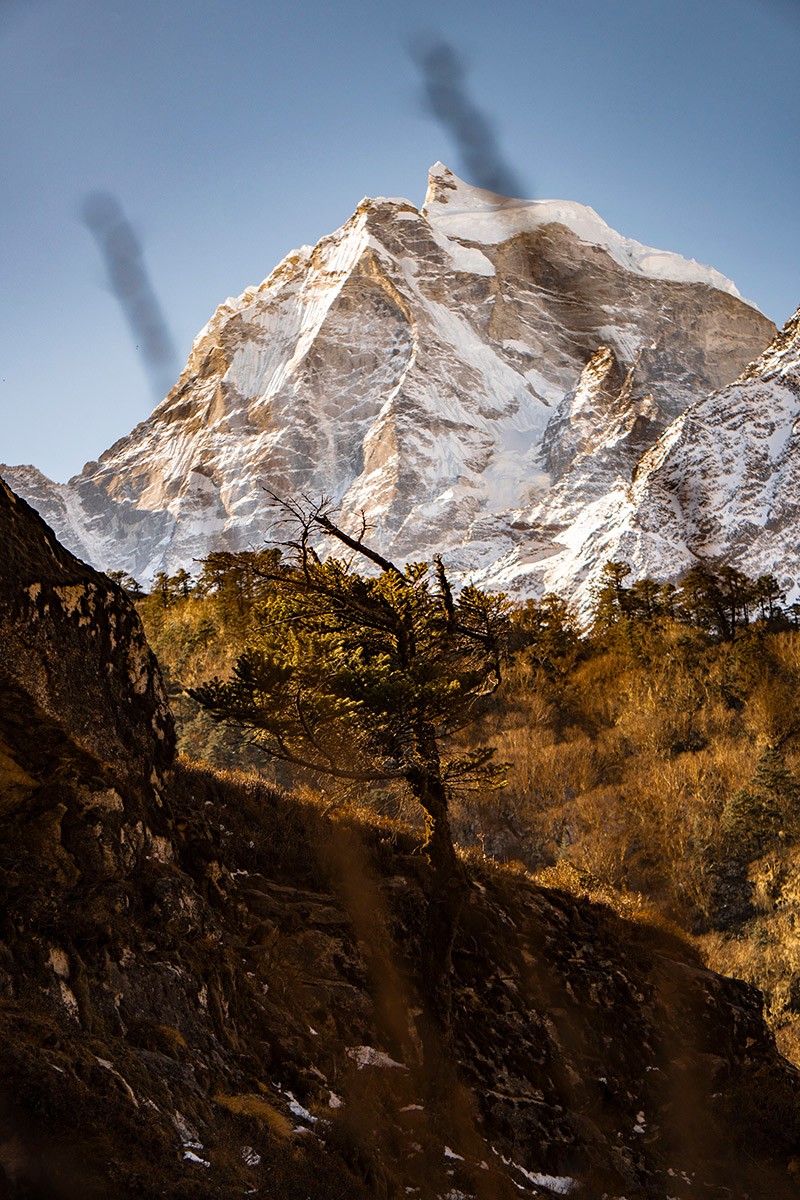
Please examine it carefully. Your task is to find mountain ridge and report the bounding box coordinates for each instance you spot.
[567,306,800,595]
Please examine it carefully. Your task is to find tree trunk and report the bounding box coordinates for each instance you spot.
[406,737,468,1033]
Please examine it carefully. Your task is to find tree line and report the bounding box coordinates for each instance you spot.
[590,560,793,641]
[120,553,793,645]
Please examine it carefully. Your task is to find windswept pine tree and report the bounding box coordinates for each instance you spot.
[191,497,511,1023]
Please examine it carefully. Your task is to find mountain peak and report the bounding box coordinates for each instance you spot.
[742,304,800,381]
[422,163,749,304]
[422,162,526,215]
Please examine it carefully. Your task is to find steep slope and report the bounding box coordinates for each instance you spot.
[2,478,800,1198]
[1,165,773,587]
[0,476,173,809]
[522,305,800,609]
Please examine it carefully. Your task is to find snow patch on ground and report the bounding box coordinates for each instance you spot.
[285,1093,317,1124]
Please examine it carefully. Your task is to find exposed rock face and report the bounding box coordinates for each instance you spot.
[0,476,173,814]
[531,306,800,609]
[1,480,800,1197]
[629,307,800,586]
[0,165,774,594]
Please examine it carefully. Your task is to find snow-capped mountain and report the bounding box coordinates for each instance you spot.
[1,165,777,598]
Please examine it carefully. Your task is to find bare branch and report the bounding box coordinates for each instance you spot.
[314,511,404,578]
[263,489,403,578]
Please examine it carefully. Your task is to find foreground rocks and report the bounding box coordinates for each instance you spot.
[0,477,173,814]
[1,479,799,1198]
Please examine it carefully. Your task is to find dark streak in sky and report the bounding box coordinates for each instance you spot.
[82,192,178,401]
[411,37,530,200]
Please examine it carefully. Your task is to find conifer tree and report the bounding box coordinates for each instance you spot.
[721,744,800,860]
[510,593,579,672]
[590,560,633,633]
[151,570,176,608]
[628,577,662,621]
[106,569,144,598]
[754,574,785,623]
[198,549,280,615]
[191,497,510,1022]
[677,566,733,640]
[171,567,194,599]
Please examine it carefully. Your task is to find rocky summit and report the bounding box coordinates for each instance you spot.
[0,165,777,606]
[2,463,800,1195]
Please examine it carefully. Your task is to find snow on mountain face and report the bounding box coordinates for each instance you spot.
[1,165,775,595]
[423,164,750,300]
[541,307,800,610]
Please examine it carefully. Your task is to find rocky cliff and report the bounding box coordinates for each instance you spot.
[1,166,774,601]
[0,477,173,816]
[2,474,800,1196]
[541,305,800,605]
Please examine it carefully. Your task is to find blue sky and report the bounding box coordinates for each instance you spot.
[2,0,799,481]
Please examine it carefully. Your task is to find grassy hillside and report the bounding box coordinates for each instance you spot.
[136,557,800,1062]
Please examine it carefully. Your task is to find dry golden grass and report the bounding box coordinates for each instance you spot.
[449,626,800,932]
[214,1094,294,1138]
[535,858,688,937]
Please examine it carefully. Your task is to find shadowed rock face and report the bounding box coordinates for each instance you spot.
[1,480,800,1198]
[0,477,174,816]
